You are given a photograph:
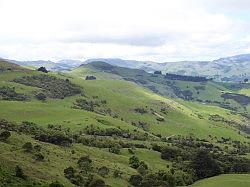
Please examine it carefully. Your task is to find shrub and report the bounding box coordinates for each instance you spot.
[35,153,45,161]
[85,75,97,80]
[22,142,33,152]
[49,181,64,187]
[134,107,147,114]
[191,149,222,179]
[129,174,143,187]
[109,143,121,154]
[64,166,76,179]
[98,166,109,178]
[35,92,46,101]
[14,75,81,99]
[15,165,26,179]
[129,156,140,169]
[0,86,28,101]
[88,178,105,187]
[37,66,48,73]
[34,145,42,152]
[77,155,93,173]
[137,162,148,176]
[113,169,123,178]
[0,130,11,141]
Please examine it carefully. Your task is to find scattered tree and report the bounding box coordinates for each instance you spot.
[37,66,48,73]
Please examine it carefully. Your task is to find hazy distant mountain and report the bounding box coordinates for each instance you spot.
[3,59,82,71]
[2,53,250,82]
[84,54,250,82]
[84,58,159,72]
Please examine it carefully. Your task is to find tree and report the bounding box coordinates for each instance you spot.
[191,149,222,179]
[15,165,26,179]
[161,146,180,160]
[0,131,11,141]
[244,78,248,83]
[140,173,161,187]
[35,93,46,101]
[129,156,140,169]
[88,178,105,187]
[109,143,121,154]
[49,181,64,187]
[85,75,96,80]
[34,145,42,152]
[37,66,48,73]
[64,166,76,179]
[129,174,143,186]
[137,161,148,176]
[77,155,93,173]
[113,169,122,178]
[22,142,33,152]
[154,71,162,75]
[35,153,45,161]
[98,166,109,177]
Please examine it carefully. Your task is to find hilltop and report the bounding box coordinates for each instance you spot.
[84,54,250,82]
[2,53,250,82]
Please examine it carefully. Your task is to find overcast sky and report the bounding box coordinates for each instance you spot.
[0,0,250,62]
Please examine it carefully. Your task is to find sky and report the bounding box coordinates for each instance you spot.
[0,0,250,62]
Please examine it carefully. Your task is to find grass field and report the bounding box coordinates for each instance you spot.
[191,174,250,187]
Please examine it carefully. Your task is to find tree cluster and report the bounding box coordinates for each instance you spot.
[14,75,82,99]
[0,86,29,101]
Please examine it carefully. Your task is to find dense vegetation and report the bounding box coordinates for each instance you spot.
[0,86,29,101]
[0,119,249,187]
[14,75,82,99]
[165,73,210,82]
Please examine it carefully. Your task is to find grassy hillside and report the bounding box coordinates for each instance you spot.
[0,60,250,187]
[191,174,250,187]
[72,61,250,113]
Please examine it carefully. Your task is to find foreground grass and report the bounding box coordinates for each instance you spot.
[191,174,250,187]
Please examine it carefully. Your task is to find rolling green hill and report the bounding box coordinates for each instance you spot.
[0,60,250,187]
[191,174,250,187]
[71,61,250,113]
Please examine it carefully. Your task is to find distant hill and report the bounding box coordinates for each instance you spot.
[72,61,250,113]
[2,53,250,82]
[84,54,250,82]
[3,59,82,71]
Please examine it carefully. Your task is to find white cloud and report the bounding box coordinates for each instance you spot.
[0,0,249,62]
